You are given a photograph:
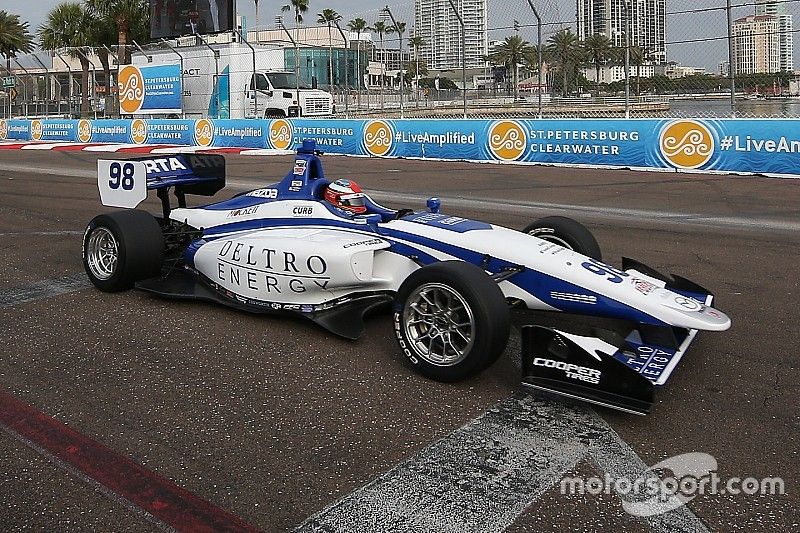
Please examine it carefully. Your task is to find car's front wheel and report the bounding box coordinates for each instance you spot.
[393,261,510,382]
[523,216,602,260]
[83,210,164,292]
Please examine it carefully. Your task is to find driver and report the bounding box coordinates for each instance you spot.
[324,179,367,214]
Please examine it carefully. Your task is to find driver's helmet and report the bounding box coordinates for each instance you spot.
[324,179,367,214]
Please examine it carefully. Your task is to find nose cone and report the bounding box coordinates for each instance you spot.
[659,291,731,331]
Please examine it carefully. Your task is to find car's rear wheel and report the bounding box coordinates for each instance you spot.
[523,216,602,260]
[83,210,164,292]
[393,261,510,382]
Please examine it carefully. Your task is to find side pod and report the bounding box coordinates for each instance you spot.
[521,326,654,415]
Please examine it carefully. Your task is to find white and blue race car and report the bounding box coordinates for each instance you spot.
[83,140,731,414]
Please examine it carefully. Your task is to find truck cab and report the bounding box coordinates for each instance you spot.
[248,71,333,118]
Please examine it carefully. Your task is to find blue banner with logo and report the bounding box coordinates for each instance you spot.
[3,118,800,178]
[118,64,182,115]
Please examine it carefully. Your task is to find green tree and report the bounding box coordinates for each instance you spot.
[282,0,310,25]
[0,10,33,73]
[547,29,582,97]
[39,2,95,117]
[317,9,341,90]
[83,0,148,65]
[387,20,406,89]
[347,17,368,91]
[489,35,534,100]
[583,33,613,96]
[370,20,388,100]
[409,34,425,98]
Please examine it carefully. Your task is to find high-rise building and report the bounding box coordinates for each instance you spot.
[732,15,780,74]
[755,0,793,70]
[414,0,488,70]
[576,0,666,64]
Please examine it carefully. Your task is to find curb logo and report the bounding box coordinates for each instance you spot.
[0,120,7,140]
[488,120,527,161]
[31,120,43,141]
[131,118,148,144]
[363,120,393,157]
[77,119,92,143]
[659,120,714,169]
[195,118,214,147]
[269,118,292,150]
[118,65,145,114]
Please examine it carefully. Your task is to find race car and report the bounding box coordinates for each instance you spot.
[83,140,731,415]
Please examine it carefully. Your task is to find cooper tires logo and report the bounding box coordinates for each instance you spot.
[30,120,43,141]
[269,118,292,150]
[488,120,527,161]
[77,119,92,143]
[130,118,148,144]
[363,120,393,157]
[194,118,214,147]
[0,120,7,140]
[118,65,145,114]
[659,120,714,169]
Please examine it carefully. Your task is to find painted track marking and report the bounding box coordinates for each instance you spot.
[0,390,259,532]
[0,274,90,309]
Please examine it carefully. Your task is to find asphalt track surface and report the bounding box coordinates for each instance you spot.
[0,150,798,531]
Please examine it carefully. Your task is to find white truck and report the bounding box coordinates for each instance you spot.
[132,42,333,118]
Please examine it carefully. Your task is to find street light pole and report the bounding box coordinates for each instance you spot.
[382,6,403,118]
[333,19,349,117]
[726,0,737,116]
[525,0,543,119]
[276,16,300,117]
[446,0,467,118]
[623,0,631,119]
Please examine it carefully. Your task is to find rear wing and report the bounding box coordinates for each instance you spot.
[97,154,225,213]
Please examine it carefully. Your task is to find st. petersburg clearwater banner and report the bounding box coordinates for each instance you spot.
[1,117,799,177]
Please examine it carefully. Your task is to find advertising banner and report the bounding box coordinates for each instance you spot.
[4,118,800,178]
[118,64,182,115]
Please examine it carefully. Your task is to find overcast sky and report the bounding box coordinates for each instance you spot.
[4,0,799,71]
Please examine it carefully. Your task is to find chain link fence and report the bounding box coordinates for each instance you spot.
[4,0,800,120]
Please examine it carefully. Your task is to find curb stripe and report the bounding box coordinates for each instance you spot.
[0,390,259,532]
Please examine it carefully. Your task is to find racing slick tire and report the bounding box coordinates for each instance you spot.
[523,216,602,260]
[393,261,510,382]
[83,210,164,292]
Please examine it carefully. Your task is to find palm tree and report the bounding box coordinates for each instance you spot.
[370,20,388,109]
[489,35,533,100]
[347,17,367,107]
[629,45,648,96]
[282,0,309,25]
[583,33,613,96]
[547,28,581,97]
[387,21,406,90]
[317,9,341,92]
[409,35,424,105]
[83,0,147,65]
[40,2,94,117]
[0,10,33,75]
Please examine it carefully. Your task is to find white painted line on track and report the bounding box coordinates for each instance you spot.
[296,392,709,532]
[0,274,90,309]
[238,148,294,156]
[81,143,144,152]
[0,230,83,237]
[1,163,797,233]
[20,143,82,150]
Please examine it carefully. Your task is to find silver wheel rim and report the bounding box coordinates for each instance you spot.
[86,227,119,280]
[402,282,475,366]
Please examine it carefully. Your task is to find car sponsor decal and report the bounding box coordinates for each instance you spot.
[293,159,307,175]
[632,277,657,295]
[531,357,601,385]
[292,206,313,217]
[247,188,279,199]
[227,206,259,218]
[403,212,492,233]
